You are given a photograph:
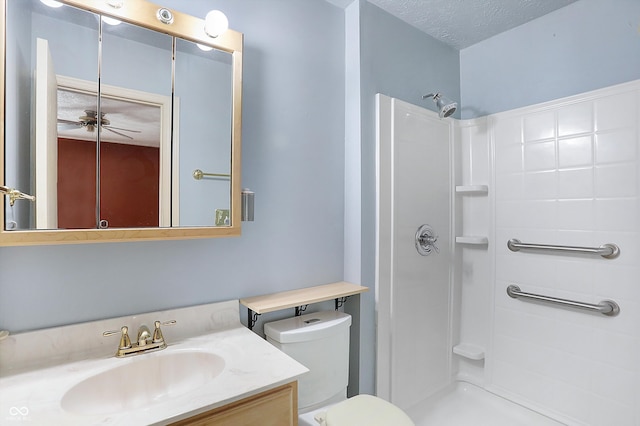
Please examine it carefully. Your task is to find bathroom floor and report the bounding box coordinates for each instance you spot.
[405,382,564,426]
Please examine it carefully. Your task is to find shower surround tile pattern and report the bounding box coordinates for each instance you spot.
[490,81,640,425]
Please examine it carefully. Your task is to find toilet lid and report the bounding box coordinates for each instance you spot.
[322,394,414,426]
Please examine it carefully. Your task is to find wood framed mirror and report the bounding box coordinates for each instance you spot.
[0,0,243,245]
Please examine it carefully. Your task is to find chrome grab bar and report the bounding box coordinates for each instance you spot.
[507,239,620,259]
[506,285,620,317]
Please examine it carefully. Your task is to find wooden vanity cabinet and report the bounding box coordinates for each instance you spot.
[171,381,298,426]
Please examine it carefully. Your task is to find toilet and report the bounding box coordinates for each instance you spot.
[264,311,414,426]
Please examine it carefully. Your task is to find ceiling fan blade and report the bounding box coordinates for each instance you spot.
[103,125,141,133]
[103,126,134,139]
[57,118,82,125]
[57,120,84,131]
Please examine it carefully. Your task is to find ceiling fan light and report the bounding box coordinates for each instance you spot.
[204,10,228,38]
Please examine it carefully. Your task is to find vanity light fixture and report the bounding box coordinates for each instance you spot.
[157,7,174,25]
[204,10,229,38]
[40,0,63,8]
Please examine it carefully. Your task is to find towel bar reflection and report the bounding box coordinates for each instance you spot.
[192,169,230,180]
[0,185,35,206]
[507,239,619,259]
[506,285,620,316]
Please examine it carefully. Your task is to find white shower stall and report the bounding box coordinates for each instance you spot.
[375,79,640,425]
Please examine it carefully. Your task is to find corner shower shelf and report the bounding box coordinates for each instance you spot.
[453,343,485,360]
[240,281,368,331]
[455,236,489,245]
[455,185,488,194]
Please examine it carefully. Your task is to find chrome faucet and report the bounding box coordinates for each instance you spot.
[103,320,176,357]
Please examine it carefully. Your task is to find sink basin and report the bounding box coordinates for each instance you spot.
[61,351,225,415]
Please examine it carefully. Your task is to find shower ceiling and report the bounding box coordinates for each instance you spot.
[326,0,578,49]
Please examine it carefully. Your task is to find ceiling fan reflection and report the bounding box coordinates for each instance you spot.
[57,110,141,140]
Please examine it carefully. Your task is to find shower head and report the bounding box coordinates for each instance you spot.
[422,92,457,119]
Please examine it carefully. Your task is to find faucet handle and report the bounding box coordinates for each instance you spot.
[103,326,132,350]
[153,320,176,343]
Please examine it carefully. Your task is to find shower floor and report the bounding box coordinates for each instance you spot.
[405,381,565,426]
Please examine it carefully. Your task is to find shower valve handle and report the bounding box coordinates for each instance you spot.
[415,224,439,256]
[422,234,439,253]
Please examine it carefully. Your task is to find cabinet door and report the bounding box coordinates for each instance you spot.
[172,381,298,426]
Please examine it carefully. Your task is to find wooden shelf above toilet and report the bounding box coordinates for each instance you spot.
[240,281,368,330]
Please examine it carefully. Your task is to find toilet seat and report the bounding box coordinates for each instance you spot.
[314,394,414,426]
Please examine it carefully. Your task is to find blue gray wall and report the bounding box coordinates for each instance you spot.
[460,0,640,118]
[0,0,345,336]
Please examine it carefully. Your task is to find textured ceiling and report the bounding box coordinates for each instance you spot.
[327,0,578,49]
[57,90,160,147]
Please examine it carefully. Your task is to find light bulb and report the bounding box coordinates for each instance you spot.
[40,0,63,8]
[204,10,228,38]
[197,44,213,52]
[106,0,124,8]
[102,16,122,26]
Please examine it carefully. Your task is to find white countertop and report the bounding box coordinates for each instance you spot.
[0,300,308,425]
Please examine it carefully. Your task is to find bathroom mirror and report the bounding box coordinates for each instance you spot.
[0,0,243,245]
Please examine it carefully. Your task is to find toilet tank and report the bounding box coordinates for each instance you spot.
[264,311,352,412]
